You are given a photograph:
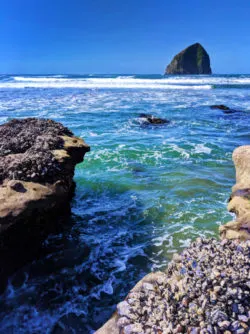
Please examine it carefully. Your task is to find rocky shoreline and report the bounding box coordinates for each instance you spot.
[97,146,250,334]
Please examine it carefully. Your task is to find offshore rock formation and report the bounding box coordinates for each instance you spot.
[219,146,250,240]
[97,145,250,334]
[165,43,212,75]
[0,118,90,234]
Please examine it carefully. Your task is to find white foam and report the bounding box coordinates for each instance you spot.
[193,144,212,154]
[12,75,250,85]
[1,77,213,90]
[13,76,70,82]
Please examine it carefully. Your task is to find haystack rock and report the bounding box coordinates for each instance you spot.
[165,43,212,75]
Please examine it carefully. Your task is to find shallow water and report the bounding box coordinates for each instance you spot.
[0,74,249,333]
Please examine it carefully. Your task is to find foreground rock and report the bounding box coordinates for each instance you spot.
[139,114,170,125]
[165,43,212,75]
[210,105,241,114]
[219,146,250,240]
[97,238,250,334]
[0,118,90,290]
[0,118,90,234]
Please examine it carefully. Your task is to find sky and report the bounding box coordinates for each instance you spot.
[1,0,250,74]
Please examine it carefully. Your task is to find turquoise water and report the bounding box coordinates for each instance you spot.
[0,74,249,333]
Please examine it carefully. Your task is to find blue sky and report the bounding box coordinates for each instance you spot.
[1,0,250,74]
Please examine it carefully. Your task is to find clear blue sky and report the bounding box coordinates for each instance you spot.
[1,0,250,74]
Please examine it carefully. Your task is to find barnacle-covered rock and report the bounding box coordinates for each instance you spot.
[96,239,250,334]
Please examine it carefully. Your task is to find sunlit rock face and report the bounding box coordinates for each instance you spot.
[220,145,250,240]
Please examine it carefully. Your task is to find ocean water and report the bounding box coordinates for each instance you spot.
[0,74,249,333]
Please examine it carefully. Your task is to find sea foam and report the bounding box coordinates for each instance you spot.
[1,76,213,89]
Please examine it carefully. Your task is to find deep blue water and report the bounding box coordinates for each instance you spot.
[0,74,249,333]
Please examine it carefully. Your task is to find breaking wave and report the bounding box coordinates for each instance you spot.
[0,76,214,89]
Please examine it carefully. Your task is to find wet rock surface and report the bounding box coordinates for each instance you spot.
[113,238,250,334]
[210,105,241,114]
[139,114,170,125]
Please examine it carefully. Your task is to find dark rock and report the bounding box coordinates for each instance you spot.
[9,181,27,193]
[210,105,241,114]
[229,188,250,202]
[0,118,90,291]
[139,114,170,125]
[210,105,230,111]
[165,43,212,75]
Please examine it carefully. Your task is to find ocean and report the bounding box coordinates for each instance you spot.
[0,74,249,333]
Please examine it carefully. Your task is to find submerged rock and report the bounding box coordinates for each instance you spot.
[139,113,170,125]
[165,43,212,75]
[210,104,230,111]
[210,104,241,114]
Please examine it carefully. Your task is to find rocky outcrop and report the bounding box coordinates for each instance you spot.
[219,146,250,240]
[0,118,90,236]
[97,145,250,333]
[0,118,90,291]
[139,114,170,125]
[165,43,212,75]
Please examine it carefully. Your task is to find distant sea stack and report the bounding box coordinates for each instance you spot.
[165,43,212,75]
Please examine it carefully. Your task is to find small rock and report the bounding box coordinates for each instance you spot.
[210,104,230,111]
[117,301,131,317]
[117,317,131,328]
[238,315,248,322]
[139,114,170,125]
[142,282,155,291]
[123,323,143,334]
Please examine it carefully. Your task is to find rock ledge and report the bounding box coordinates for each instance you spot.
[0,118,90,234]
